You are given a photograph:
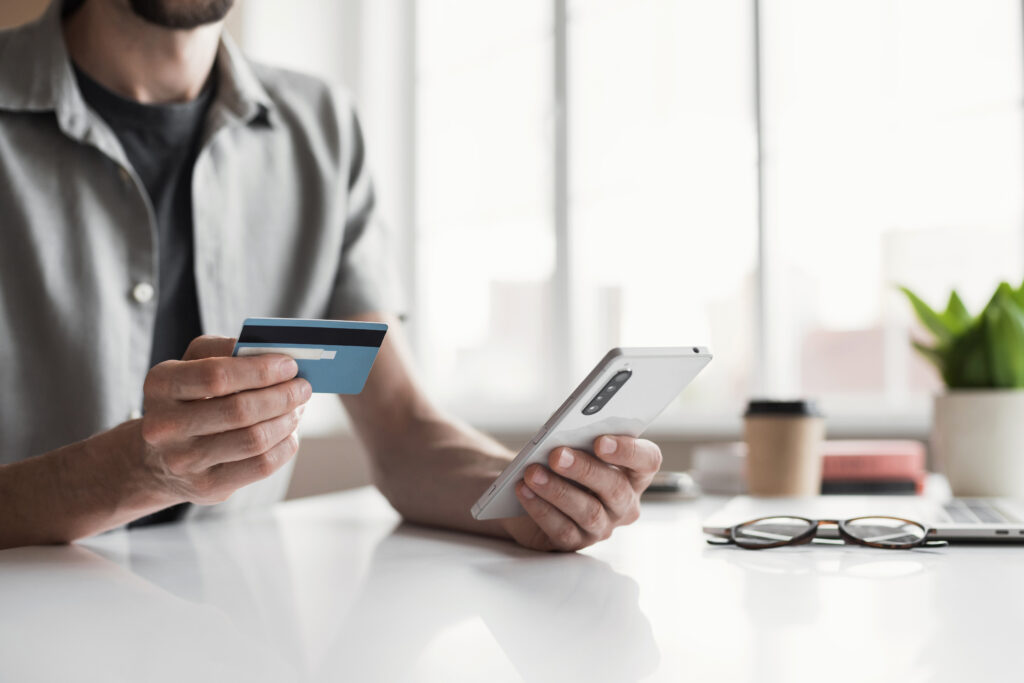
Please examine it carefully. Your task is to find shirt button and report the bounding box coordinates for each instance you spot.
[129,409,143,420]
[132,282,155,304]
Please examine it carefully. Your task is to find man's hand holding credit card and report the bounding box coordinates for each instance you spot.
[232,318,388,394]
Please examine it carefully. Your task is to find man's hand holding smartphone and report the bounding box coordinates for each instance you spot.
[502,435,663,552]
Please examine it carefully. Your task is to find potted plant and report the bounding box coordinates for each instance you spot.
[902,281,1024,496]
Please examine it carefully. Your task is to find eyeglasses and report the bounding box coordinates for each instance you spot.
[707,516,948,550]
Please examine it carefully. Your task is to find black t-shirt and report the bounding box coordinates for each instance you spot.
[75,64,215,368]
[75,66,216,527]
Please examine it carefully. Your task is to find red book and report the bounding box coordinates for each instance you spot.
[821,440,926,482]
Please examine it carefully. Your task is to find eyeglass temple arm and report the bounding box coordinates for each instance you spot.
[706,536,950,548]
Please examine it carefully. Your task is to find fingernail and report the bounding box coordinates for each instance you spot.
[598,436,617,455]
[278,358,298,376]
[300,379,313,399]
[557,449,574,470]
[531,468,549,486]
[520,485,536,499]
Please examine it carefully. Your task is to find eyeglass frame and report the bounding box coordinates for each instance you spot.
[707,515,949,550]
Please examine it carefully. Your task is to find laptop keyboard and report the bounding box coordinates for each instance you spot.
[941,499,1018,524]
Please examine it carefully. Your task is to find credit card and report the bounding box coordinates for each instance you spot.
[231,317,387,394]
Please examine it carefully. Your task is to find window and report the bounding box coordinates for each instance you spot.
[416,0,557,416]
[567,0,756,426]
[761,0,1024,424]
[417,0,1024,434]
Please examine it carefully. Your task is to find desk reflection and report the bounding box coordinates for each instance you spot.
[700,544,949,683]
[0,513,659,683]
[320,525,660,682]
[0,535,295,683]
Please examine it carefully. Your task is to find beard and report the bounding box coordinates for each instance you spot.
[128,0,235,29]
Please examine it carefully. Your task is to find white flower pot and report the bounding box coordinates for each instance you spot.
[932,390,1024,497]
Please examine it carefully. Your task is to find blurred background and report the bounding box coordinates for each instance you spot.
[4,0,1022,495]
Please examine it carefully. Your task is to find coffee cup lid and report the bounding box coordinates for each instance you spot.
[744,399,822,418]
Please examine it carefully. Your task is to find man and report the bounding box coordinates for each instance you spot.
[0,0,662,551]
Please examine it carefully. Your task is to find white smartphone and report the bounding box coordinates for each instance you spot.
[471,346,712,520]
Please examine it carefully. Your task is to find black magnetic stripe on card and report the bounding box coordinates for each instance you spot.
[238,326,386,347]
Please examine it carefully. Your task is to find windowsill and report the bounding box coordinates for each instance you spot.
[301,405,932,443]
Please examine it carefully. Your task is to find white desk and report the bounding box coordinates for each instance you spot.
[1,487,1022,683]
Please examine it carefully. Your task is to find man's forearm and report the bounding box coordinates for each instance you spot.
[337,314,516,538]
[0,420,176,549]
[354,407,515,539]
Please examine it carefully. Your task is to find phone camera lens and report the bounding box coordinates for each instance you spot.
[613,371,631,383]
[693,347,700,354]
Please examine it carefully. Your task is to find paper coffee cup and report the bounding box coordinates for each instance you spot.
[744,399,825,497]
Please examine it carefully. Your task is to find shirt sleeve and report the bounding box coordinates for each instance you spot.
[326,93,406,321]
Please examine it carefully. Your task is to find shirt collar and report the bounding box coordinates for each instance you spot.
[0,0,84,134]
[214,33,275,127]
[0,0,274,133]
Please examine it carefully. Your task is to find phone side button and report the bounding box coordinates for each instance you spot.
[530,427,548,445]
[488,484,497,495]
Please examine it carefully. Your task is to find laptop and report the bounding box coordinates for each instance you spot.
[702,495,1024,542]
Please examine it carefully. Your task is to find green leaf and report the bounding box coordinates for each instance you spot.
[984,282,1021,315]
[1012,278,1024,312]
[983,289,1024,388]
[901,281,1024,389]
[899,286,953,344]
[911,341,945,372]
[943,320,991,388]
[940,290,972,335]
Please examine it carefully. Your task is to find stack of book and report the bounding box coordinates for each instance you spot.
[820,440,926,495]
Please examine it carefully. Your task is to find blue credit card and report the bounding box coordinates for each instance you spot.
[231,317,387,394]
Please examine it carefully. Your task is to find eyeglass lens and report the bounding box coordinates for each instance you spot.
[842,517,926,548]
[733,517,815,547]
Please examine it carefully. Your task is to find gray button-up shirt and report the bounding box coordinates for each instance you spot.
[0,2,402,513]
